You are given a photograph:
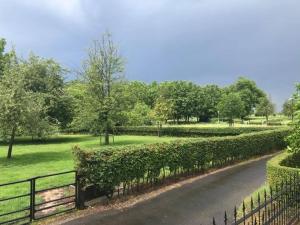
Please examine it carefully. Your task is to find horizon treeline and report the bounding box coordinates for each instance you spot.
[0,35,288,156]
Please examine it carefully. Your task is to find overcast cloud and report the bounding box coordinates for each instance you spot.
[1,0,300,109]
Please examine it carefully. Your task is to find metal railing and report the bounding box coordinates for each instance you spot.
[213,174,300,225]
[0,171,78,225]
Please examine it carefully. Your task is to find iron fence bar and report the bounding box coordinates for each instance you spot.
[34,195,75,207]
[0,207,30,218]
[34,207,76,220]
[34,170,76,179]
[0,193,31,202]
[35,199,75,212]
[0,215,30,225]
[31,177,36,221]
[35,183,75,193]
[0,179,31,187]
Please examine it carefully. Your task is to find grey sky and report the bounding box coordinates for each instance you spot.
[1,0,299,109]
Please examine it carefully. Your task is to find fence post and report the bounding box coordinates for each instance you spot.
[75,172,85,210]
[30,178,36,221]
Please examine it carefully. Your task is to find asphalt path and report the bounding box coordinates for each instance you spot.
[64,156,271,225]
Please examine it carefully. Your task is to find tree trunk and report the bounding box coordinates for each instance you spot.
[7,126,16,159]
[104,121,109,145]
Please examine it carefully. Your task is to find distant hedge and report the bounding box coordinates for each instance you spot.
[74,128,290,198]
[114,126,278,137]
[267,151,300,186]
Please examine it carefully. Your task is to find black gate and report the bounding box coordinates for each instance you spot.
[0,171,78,225]
[0,179,31,225]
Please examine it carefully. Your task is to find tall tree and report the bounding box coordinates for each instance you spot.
[194,85,223,122]
[82,33,124,145]
[282,99,294,119]
[217,93,245,126]
[150,97,173,136]
[256,96,275,123]
[0,51,34,158]
[24,54,72,129]
[227,77,265,118]
[0,38,9,77]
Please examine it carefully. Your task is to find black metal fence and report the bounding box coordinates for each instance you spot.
[213,174,300,225]
[0,171,78,225]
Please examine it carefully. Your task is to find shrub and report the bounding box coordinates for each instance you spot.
[74,128,290,198]
[114,126,278,137]
[267,151,300,186]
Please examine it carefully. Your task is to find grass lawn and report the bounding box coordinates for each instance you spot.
[0,134,184,184]
[0,134,185,221]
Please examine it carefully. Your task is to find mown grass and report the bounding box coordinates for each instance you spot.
[0,134,185,184]
[0,135,185,222]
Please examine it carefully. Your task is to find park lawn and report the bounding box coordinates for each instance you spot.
[0,134,185,220]
[0,134,185,184]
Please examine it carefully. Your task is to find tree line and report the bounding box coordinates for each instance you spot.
[0,34,278,158]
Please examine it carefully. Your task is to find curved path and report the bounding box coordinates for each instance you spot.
[64,156,272,225]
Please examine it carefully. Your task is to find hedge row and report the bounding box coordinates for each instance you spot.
[114,126,278,137]
[267,151,300,186]
[74,128,290,198]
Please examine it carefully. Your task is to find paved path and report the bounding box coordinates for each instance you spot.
[64,156,271,225]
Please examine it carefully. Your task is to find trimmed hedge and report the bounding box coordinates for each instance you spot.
[267,152,300,186]
[74,128,290,198]
[114,126,278,137]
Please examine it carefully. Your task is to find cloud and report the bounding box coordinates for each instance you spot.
[17,0,87,25]
[0,0,299,108]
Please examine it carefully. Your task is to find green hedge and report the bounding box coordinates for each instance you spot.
[114,126,278,137]
[267,151,300,186]
[74,128,290,198]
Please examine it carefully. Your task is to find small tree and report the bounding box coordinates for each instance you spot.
[0,52,33,158]
[217,93,245,126]
[82,32,124,145]
[256,96,275,123]
[126,102,151,126]
[150,97,173,136]
[282,99,294,119]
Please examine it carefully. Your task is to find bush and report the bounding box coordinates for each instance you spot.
[267,151,300,186]
[74,128,290,198]
[114,126,278,137]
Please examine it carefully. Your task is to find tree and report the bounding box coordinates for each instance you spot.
[255,96,275,123]
[0,52,34,158]
[282,99,294,119]
[217,93,245,126]
[227,77,266,118]
[82,33,124,145]
[286,85,300,154]
[0,38,9,78]
[194,85,223,122]
[24,54,72,129]
[150,97,173,136]
[126,102,152,126]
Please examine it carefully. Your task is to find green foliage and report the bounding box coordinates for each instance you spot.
[74,128,290,197]
[126,102,152,126]
[23,53,72,129]
[0,38,9,78]
[285,85,300,154]
[227,77,266,117]
[114,126,278,137]
[150,97,174,124]
[282,99,294,118]
[255,96,275,122]
[194,85,223,122]
[81,32,125,144]
[218,93,245,125]
[0,51,61,158]
[267,152,300,186]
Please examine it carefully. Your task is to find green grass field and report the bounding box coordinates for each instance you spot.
[0,135,185,221]
[0,134,185,184]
